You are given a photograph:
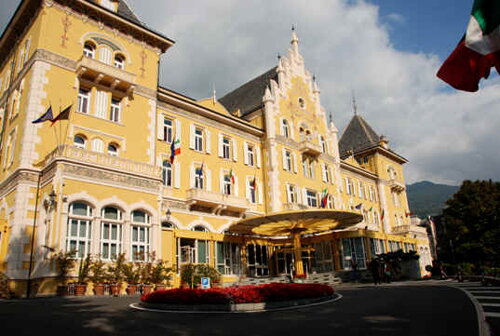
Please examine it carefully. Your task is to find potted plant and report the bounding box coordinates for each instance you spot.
[149,260,174,291]
[90,257,106,296]
[122,262,140,295]
[53,249,77,296]
[107,253,125,296]
[138,251,154,295]
[75,254,91,296]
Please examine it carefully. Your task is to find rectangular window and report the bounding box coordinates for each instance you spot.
[248,179,256,203]
[302,158,309,178]
[341,237,366,270]
[109,98,121,122]
[247,244,269,277]
[77,88,90,113]
[306,190,318,207]
[312,241,333,273]
[370,238,385,256]
[66,218,92,258]
[195,166,204,189]
[195,127,203,151]
[358,182,364,199]
[163,118,173,143]
[223,175,232,195]
[101,222,122,260]
[131,226,150,261]
[247,145,255,166]
[287,184,297,203]
[284,150,292,171]
[216,242,242,275]
[222,137,230,159]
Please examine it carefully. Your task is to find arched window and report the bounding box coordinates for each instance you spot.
[305,130,312,141]
[162,160,172,187]
[131,210,151,261]
[192,225,208,232]
[83,42,95,58]
[282,119,290,138]
[114,54,125,69]
[108,143,118,156]
[320,136,327,153]
[100,206,123,260]
[67,202,93,258]
[74,135,86,149]
[92,138,104,153]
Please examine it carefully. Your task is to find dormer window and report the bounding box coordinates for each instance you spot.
[83,42,95,58]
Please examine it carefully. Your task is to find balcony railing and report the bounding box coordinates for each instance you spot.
[41,145,161,178]
[391,225,427,237]
[389,178,406,192]
[76,56,136,93]
[298,140,322,156]
[186,188,249,212]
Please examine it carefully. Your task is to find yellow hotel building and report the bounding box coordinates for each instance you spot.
[0,0,432,296]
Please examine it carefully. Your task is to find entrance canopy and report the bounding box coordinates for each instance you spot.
[229,210,363,236]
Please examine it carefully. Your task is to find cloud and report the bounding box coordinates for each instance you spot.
[128,0,500,185]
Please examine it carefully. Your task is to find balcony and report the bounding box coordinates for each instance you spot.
[76,56,136,94]
[389,178,406,192]
[41,145,161,178]
[298,140,322,157]
[391,225,428,239]
[283,203,308,211]
[186,188,249,213]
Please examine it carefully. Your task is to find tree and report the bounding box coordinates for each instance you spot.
[442,180,500,268]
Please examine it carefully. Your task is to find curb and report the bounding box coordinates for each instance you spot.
[129,293,342,314]
[446,284,491,336]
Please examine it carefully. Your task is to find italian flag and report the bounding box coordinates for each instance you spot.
[170,138,181,163]
[437,0,500,92]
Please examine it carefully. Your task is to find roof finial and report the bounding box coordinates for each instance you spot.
[352,91,357,115]
[291,24,299,50]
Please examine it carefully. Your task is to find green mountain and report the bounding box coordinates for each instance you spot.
[406,181,459,218]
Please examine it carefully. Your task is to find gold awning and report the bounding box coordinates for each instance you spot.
[229,210,363,236]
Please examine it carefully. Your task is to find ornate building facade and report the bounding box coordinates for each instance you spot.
[0,0,432,296]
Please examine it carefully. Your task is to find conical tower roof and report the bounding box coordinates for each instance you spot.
[339,114,381,157]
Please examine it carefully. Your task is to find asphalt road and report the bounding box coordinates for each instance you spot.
[0,283,479,336]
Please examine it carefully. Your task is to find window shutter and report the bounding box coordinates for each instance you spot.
[234,176,239,196]
[330,166,335,185]
[99,47,112,64]
[174,162,181,189]
[245,178,251,201]
[258,181,263,204]
[243,142,249,165]
[206,169,212,191]
[289,121,295,139]
[321,163,327,182]
[92,138,103,152]
[302,188,308,206]
[281,148,287,171]
[219,169,224,193]
[286,185,291,203]
[256,146,261,168]
[97,90,108,118]
[205,130,211,153]
[232,139,238,161]
[189,124,195,149]
[279,117,284,135]
[190,165,195,188]
[310,161,315,179]
[175,119,182,141]
[218,133,223,157]
[157,114,164,140]
[292,153,298,173]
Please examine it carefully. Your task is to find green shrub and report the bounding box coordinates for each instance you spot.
[180,264,221,288]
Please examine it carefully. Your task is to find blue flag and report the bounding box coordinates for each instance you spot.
[32,106,53,124]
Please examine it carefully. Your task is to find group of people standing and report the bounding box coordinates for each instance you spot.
[369,257,397,285]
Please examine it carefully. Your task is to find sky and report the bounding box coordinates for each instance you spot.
[1,0,500,186]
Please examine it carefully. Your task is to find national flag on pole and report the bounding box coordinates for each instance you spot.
[50,105,71,125]
[196,162,204,177]
[437,0,500,92]
[170,138,181,163]
[405,211,414,218]
[251,175,257,189]
[354,203,362,210]
[229,168,235,184]
[369,206,373,212]
[320,188,328,208]
[32,106,53,124]
[380,209,385,221]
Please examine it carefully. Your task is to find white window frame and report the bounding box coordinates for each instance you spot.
[306,190,318,207]
[74,135,86,149]
[287,184,297,203]
[223,174,232,195]
[222,136,231,159]
[162,160,172,187]
[107,143,118,156]
[284,150,292,171]
[77,88,90,114]
[83,43,95,58]
[109,98,121,122]
[114,55,125,69]
[66,202,93,259]
[248,179,256,204]
[358,181,365,199]
[247,144,255,166]
[194,127,204,152]
[162,118,173,143]
[282,119,290,138]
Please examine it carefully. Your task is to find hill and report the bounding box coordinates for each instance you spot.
[406,181,459,218]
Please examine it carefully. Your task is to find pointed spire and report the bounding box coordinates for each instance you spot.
[313,75,320,94]
[352,92,358,115]
[277,53,284,72]
[212,83,217,105]
[291,25,299,54]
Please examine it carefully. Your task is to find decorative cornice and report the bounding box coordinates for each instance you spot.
[0,169,39,198]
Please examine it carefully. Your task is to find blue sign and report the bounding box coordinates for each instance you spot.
[201,277,211,289]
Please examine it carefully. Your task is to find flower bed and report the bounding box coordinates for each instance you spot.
[141,283,333,305]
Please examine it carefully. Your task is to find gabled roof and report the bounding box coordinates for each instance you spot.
[339,114,380,157]
[219,67,278,116]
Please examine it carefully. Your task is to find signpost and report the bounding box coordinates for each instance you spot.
[201,277,210,289]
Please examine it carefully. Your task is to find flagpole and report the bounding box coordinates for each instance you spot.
[62,103,73,148]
